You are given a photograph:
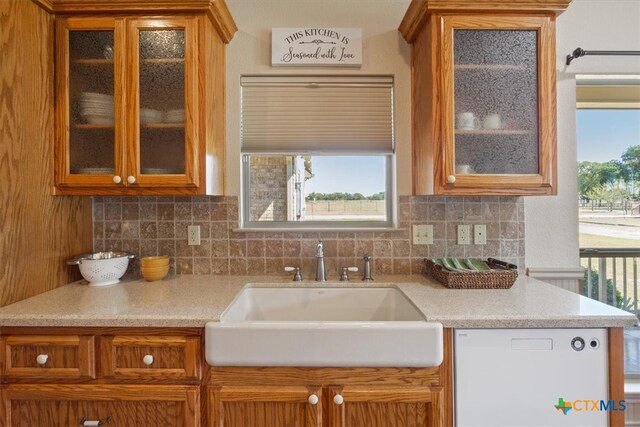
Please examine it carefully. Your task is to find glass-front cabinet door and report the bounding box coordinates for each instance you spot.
[127,18,198,188]
[55,17,124,188]
[439,16,555,194]
[55,17,200,193]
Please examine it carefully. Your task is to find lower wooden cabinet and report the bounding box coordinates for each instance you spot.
[207,366,448,427]
[208,384,443,427]
[2,384,199,427]
[1,328,453,427]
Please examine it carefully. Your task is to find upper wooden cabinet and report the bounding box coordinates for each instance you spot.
[400,0,571,196]
[45,0,236,195]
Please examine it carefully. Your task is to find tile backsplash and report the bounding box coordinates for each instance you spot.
[93,195,525,277]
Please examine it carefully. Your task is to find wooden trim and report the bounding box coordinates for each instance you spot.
[609,327,624,427]
[0,337,5,377]
[442,328,453,427]
[399,0,572,41]
[209,366,441,387]
[33,0,237,42]
[207,0,238,43]
[31,0,54,13]
[3,383,199,401]
[0,326,202,336]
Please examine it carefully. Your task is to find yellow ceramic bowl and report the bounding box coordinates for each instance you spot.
[141,264,169,282]
[140,256,169,267]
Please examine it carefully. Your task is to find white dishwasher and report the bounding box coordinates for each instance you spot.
[454,328,609,427]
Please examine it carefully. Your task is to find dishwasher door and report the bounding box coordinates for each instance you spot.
[454,328,609,427]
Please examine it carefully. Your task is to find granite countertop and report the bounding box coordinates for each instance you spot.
[0,274,636,328]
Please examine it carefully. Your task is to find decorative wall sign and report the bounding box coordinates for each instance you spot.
[272,28,362,66]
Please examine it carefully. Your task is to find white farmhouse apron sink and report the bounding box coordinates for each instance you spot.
[205,285,443,367]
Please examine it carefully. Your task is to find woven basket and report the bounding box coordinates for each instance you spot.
[424,258,518,289]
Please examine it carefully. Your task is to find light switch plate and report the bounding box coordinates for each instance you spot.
[412,224,433,245]
[474,224,487,245]
[457,225,471,245]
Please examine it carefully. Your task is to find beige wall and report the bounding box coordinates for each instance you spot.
[224,0,412,197]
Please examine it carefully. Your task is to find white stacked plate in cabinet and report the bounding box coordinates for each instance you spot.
[454,328,609,426]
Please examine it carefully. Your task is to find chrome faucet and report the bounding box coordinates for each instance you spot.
[315,239,327,282]
[362,255,374,281]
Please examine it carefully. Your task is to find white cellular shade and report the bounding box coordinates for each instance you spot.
[241,76,394,154]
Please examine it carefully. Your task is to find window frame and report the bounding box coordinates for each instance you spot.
[239,75,397,230]
[240,153,396,230]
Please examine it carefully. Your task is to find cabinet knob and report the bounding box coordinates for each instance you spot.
[36,354,48,365]
[308,394,319,405]
[127,175,136,184]
[142,354,154,366]
[447,175,456,184]
[112,175,122,184]
[333,394,344,405]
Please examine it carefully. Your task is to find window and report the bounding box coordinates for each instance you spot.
[576,75,640,378]
[240,76,395,228]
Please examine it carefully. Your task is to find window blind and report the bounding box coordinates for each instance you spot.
[241,75,394,154]
[576,85,640,109]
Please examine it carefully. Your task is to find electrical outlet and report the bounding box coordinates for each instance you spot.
[474,224,487,245]
[457,225,471,245]
[188,225,201,245]
[412,224,433,245]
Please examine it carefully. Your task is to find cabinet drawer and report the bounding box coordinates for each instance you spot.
[100,336,200,381]
[3,384,199,427]
[3,335,95,380]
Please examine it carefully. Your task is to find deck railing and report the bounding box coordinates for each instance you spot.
[580,248,640,317]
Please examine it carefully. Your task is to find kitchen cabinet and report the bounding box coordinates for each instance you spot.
[100,335,200,381]
[208,383,443,427]
[3,384,199,427]
[207,331,452,427]
[399,0,571,195]
[49,1,236,195]
[0,328,202,426]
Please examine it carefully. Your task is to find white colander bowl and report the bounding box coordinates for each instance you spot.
[67,251,134,286]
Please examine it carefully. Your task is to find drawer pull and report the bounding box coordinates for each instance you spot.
[333,394,344,405]
[36,354,48,365]
[308,393,319,405]
[80,416,111,426]
[142,354,154,366]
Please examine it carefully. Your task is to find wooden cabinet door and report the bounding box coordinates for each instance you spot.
[54,17,127,191]
[431,15,556,195]
[327,386,444,427]
[54,16,204,195]
[3,335,95,380]
[1,384,199,427]
[208,386,322,427]
[125,17,201,190]
[100,335,200,382]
